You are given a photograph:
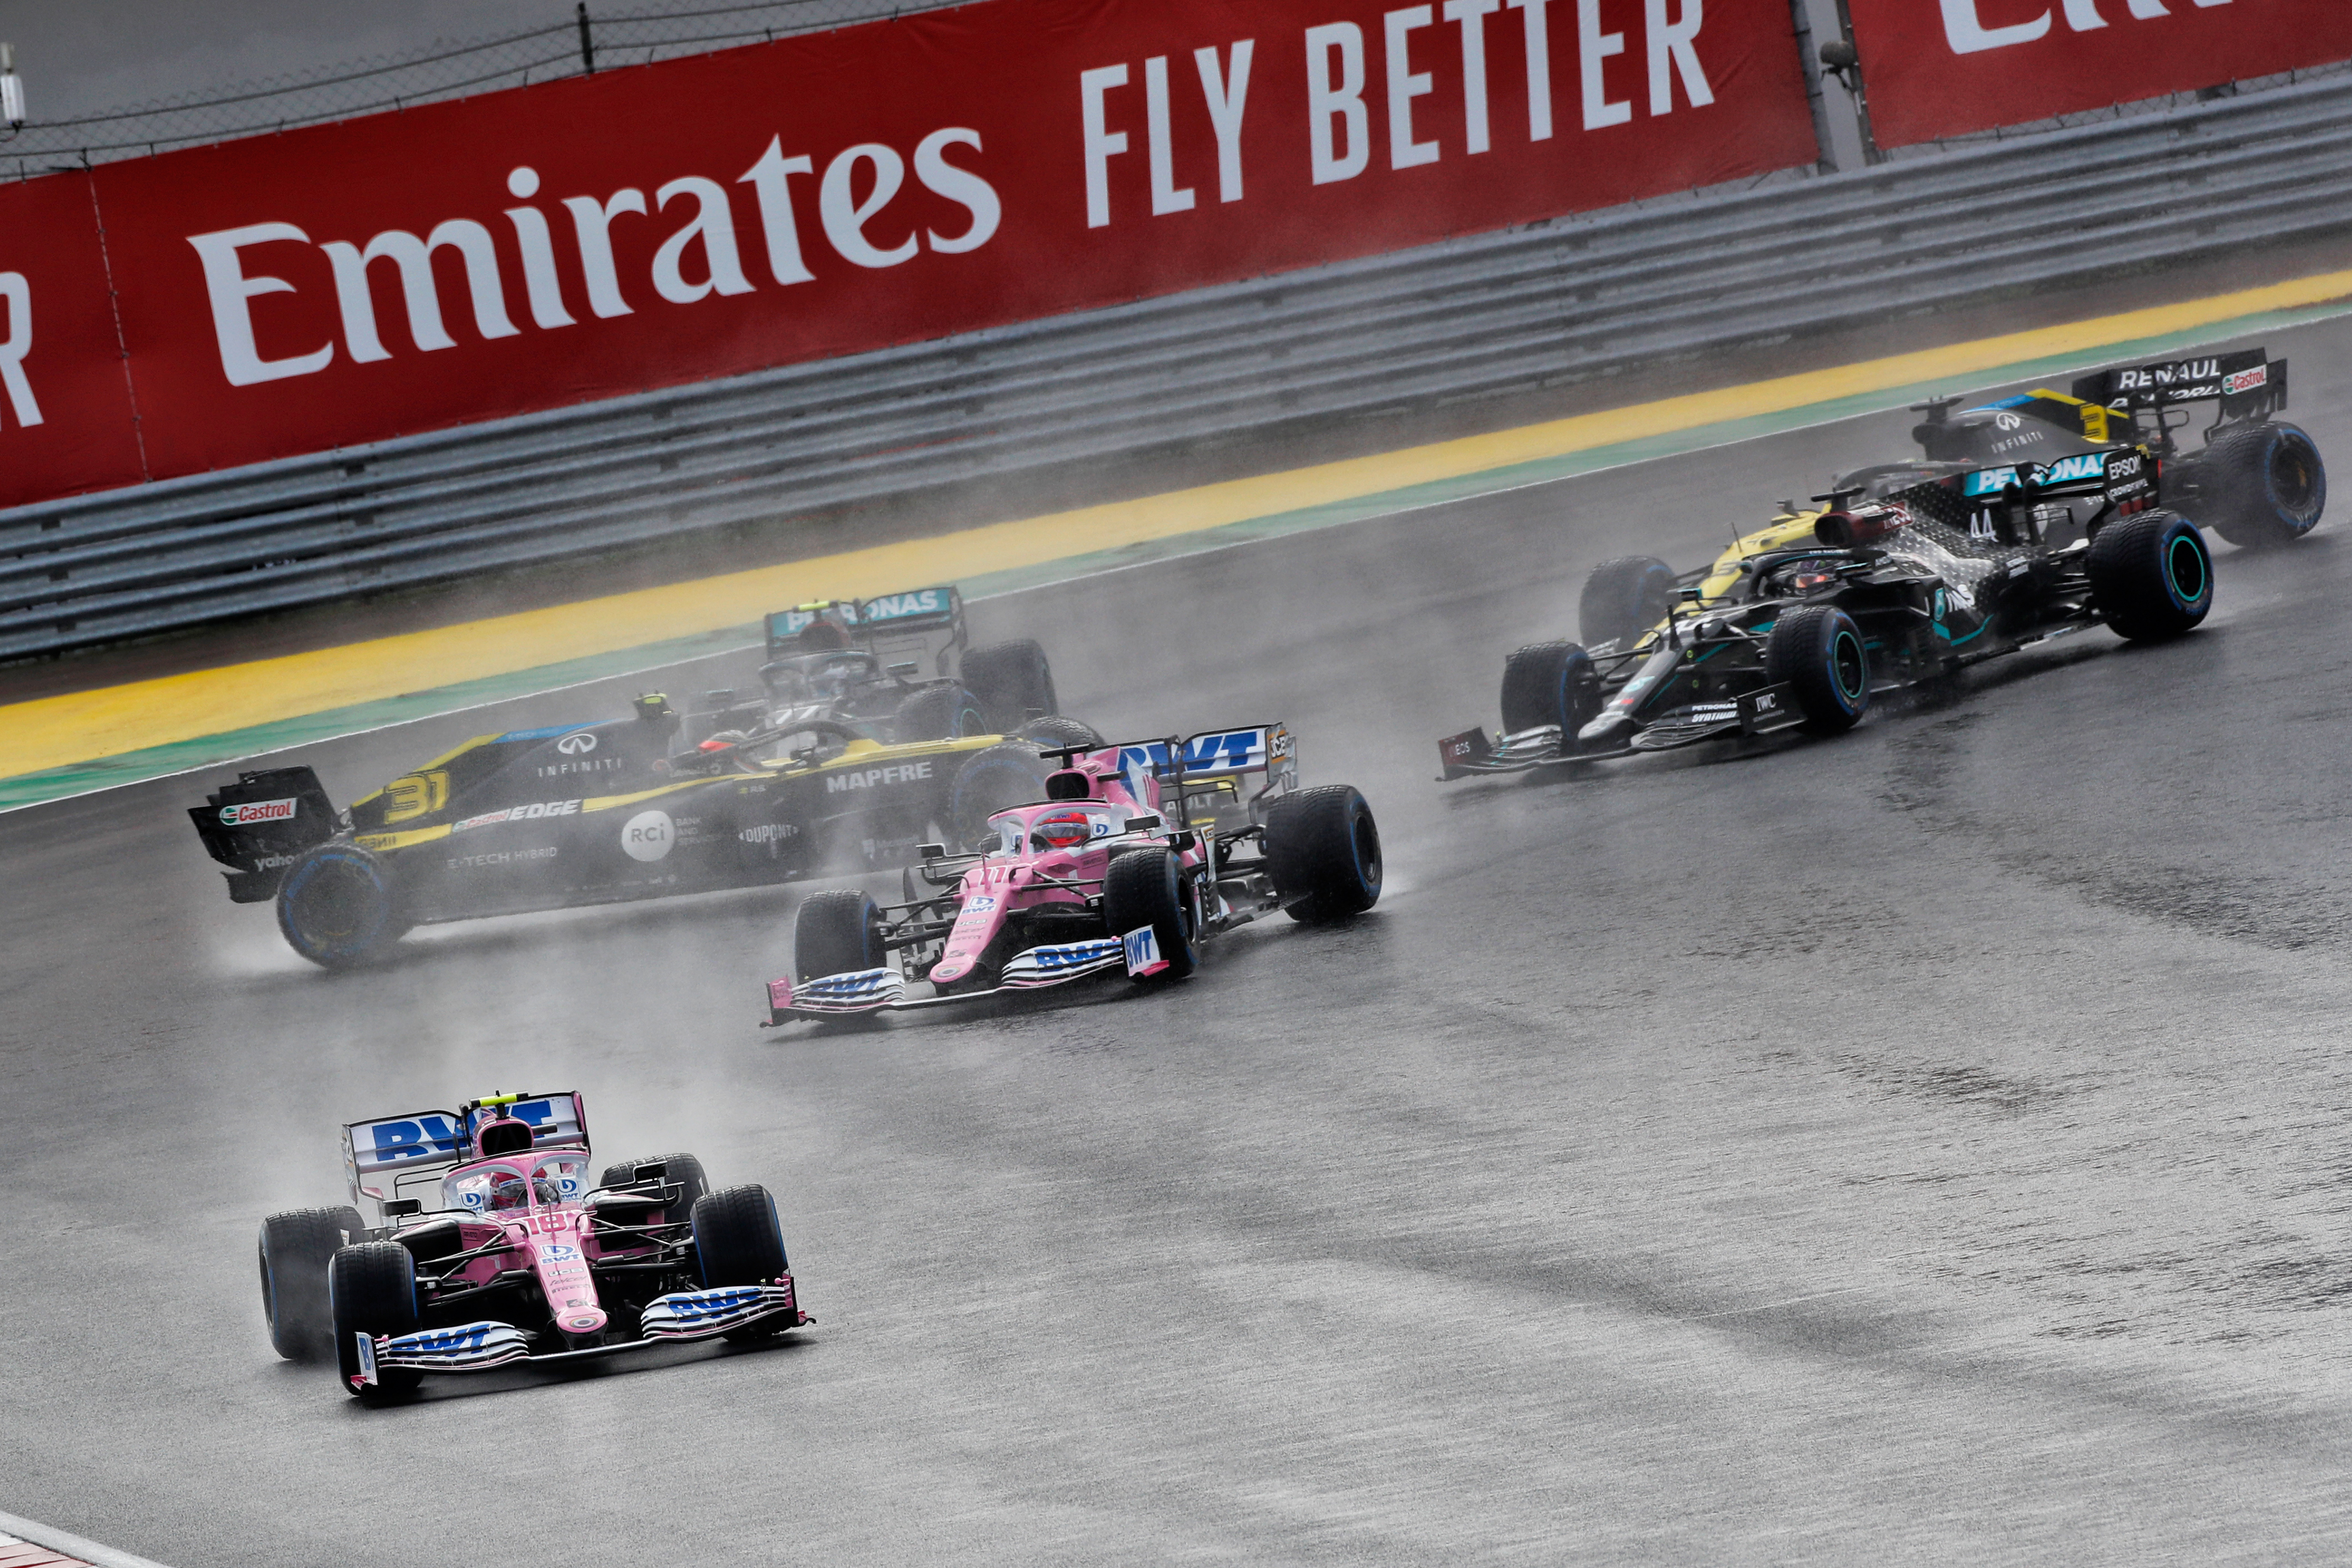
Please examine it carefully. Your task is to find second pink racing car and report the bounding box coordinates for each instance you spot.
[762,723,1381,1020]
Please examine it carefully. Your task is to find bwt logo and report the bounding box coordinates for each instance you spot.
[1121,730,1268,775]
[218,796,298,826]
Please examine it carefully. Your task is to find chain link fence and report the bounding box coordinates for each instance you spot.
[0,0,970,175]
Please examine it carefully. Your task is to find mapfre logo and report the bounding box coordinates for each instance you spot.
[219,797,297,826]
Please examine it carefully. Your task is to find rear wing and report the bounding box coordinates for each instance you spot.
[1877,447,2157,548]
[766,586,966,667]
[2072,348,2287,424]
[187,766,339,904]
[341,1090,589,1217]
[1106,724,1298,821]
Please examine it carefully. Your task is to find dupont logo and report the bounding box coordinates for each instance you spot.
[2224,365,2269,397]
[219,797,298,826]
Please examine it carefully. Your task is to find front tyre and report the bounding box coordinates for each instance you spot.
[1100,847,1200,982]
[893,685,987,743]
[947,742,1050,851]
[259,1206,368,1362]
[329,1242,420,1400]
[1263,785,1383,925]
[1499,641,1603,738]
[1763,603,1871,735]
[794,889,884,981]
[2199,421,2326,548]
[1579,556,1678,649]
[276,843,409,969]
[597,1152,709,1222]
[2088,511,2213,641]
[692,1184,795,1342]
[1015,715,1106,752]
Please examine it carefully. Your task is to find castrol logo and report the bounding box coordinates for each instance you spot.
[218,797,297,826]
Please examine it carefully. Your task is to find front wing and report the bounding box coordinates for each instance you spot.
[763,928,1168,1023]
[351,1280,809,1388]
[1436,686,1803,780]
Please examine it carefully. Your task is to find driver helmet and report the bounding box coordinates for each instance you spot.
[1032,809,1095,852]
[490,1174,533,1212]
[1785,558,1842,595]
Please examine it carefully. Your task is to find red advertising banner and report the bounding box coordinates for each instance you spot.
[1847,0,2352,148]
[0,0,1816,509]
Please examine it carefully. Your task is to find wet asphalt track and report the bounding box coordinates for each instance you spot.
[6,315,2352,1565]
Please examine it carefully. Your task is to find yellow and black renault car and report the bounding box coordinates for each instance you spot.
[188,694,1095,968]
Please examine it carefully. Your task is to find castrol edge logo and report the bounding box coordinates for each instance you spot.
[218,797,298,825]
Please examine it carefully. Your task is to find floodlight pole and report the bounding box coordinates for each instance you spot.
[577,5,596,76]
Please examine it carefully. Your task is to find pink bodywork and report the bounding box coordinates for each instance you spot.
[432,1150,640,1337]
[928,750,1197,986]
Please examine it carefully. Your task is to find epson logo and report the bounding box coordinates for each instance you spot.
[825,761,934,793]
[219,797,298,826]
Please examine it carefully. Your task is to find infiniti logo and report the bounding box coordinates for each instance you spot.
[555,732,598,756]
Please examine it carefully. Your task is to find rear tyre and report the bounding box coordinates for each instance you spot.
[2199,421,2326,548]
[1262,785,1383,925]
[329,1241,420,1399]
[1015,715,1106,752]
[692,1184,795,1342]
[1498,641,1603,738]
[794,889,884,981]
[893,684,987,743]
[596,1152,709,1223]
[260,1206,368,1362]
[276,843,409,969]
[1100,847,1200,982]
[1579,556,1678,649]
[2089,510,2213,641]
[963,640,1057,731]
[947,742,1050,851]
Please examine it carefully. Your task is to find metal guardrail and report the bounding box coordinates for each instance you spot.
[5,73,2351,661]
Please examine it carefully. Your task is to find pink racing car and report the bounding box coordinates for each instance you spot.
[254,1091,809,1401]
[763,723,1381,1021]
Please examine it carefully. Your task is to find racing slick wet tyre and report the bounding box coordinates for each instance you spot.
[894,684,988,742]
[794,889,885,981]
[1579,556,1678,649]
[692,1184,794,1342]
[1016,715,1106,752]
[276,842,410,968]
[964,639,1057,731]
[2088,510,2213,642]
[597,1153,709,1222]
[1101,846,1201,982]
[1262,785,1383,925]
[1764,604,1871,735]
[2197,421,2326,548]
[259,1206,368,1361]
[329,1241,420,1399]
[1499,641,1603,738]
[948,741,1051,850]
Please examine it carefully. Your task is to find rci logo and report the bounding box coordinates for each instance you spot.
[556,732,598,756]
[622,808,675,862]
